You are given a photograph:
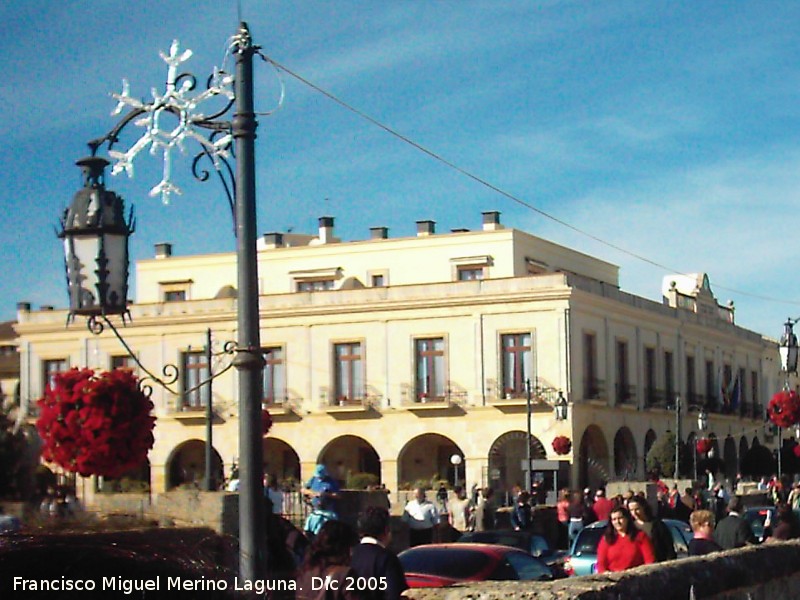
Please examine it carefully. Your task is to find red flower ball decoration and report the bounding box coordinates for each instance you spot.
[768,389,800,429]
[36,368,155,478]
[261,408,273,435]
[696,437,712,455]
[794,445,800,459]
[552,435,572,455]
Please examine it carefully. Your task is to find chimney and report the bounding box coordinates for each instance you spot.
[261,232,284,248]
[318,216,334,244]
[155,242,172,259]
[416,220,436,236]
[370,226,388,240]
[482,211,502,231]
[16,302,31,313]
[40,305,54,311]
[451,228,470,233]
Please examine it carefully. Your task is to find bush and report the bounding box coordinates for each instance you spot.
[345,472,379,490]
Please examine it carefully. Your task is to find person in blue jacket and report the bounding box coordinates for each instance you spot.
[302,464,340,537]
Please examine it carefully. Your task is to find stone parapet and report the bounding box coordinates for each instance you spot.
[402,540,800,599]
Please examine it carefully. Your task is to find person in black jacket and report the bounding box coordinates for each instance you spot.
[511,491,533,531]
[714,496,758,549]
[627,496,677,562]
[350,506,408,600]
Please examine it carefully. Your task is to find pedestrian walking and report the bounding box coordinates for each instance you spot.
[350,506,408,600]
[402,487,439,546]
[688,510,722,556]
[596,506,655,573]
[714,496,757,550]
[295,520,361,600]
[627,496,676,562]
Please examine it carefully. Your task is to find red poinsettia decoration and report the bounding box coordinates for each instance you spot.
[794,445,800,459]
[36,368,155,478]
[768,389,800,428]
[261,407,273,435]
[552,435,572,455]
[696,437,712,455]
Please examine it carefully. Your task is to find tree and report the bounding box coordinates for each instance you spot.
[646,431,677,479]
[0,403,26,498]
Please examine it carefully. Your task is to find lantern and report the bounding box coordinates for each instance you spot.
[59,157,134,321]
[780,319,799,374]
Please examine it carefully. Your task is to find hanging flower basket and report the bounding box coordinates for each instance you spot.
[793,444,800,459]
[261,408,273,435]
[36,368,155,478]
[767,389,800,429]
[552,435,572,455]
[696,437,712,455]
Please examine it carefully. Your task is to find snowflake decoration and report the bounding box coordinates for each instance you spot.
[107,40,234,203]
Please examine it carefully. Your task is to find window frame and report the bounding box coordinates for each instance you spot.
[500,332,532,398]
[333,341,365,404]
[42,358,68,391]
[262,346,286,406]
[181,350,209,410]
[414,337,446,401]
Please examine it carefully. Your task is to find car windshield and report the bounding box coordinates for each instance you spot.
[572,527,604,555]
[399,548,491,579]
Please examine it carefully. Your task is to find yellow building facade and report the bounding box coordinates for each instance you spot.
[15,212,780,500]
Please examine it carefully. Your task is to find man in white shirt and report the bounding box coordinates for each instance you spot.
[402,487,440,546]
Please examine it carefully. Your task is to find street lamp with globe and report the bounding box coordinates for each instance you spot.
[450,454,463,488]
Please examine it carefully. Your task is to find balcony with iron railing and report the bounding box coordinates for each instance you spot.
[583,377,606,401]
[319,386,381,412]
[615,383,637,406]
[643,388,669,408]
[400,381,468,409]
[486,377,560,407]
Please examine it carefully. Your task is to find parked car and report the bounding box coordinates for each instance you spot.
[563,518,693,576]
[456,529,569,577]
[742,506,800,543]
[398,543,556,588]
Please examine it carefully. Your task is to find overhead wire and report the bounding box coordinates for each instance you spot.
[259,54,800,311]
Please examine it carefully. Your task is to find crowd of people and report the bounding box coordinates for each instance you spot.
[294,506,408,600]
[233,464,800,591]
[548,474,800,573]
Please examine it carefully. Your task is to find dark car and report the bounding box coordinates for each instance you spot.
[564,518,693,576]
[456,529,568,577]
[398,543,555,588]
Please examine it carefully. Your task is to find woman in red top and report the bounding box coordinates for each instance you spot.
[596,506,655,573]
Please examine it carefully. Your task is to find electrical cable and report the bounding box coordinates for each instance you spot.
[260,54,800,310]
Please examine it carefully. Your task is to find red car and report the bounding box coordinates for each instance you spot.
[397,543,556,588]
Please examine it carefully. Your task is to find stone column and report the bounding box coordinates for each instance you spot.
[465,455,488,494]
[381,458,399,507]
[151,464,167,494]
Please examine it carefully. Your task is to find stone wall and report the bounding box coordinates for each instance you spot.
[89,489,390,536]
[402,540,800,599]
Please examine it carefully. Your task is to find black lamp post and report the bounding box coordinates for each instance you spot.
[673,394,708,480]
[59,23,266,580]
[524,381,568,492]
[775,317,800,480]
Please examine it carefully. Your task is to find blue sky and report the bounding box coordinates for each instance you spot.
[3,1,800,339]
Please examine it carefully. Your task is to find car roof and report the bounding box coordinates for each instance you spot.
[400,543,521,557]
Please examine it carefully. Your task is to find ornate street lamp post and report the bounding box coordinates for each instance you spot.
[59,23,267,580]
